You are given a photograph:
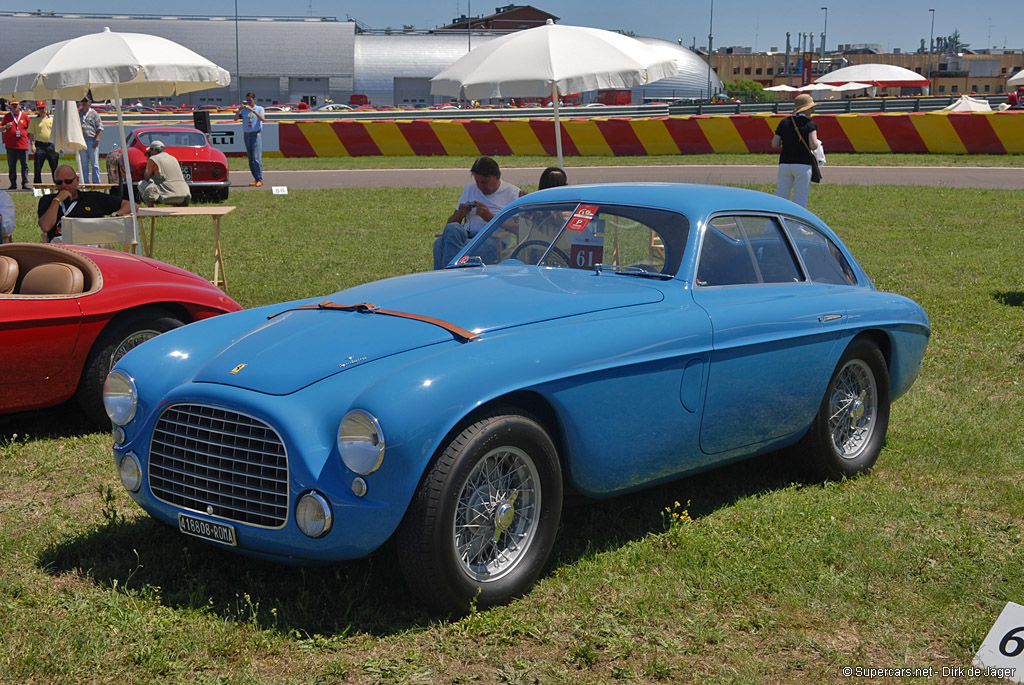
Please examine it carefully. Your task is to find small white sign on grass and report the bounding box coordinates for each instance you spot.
[272,186,288,195]
[973,601,1024,682]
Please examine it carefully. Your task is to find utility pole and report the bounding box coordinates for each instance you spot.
[928,8,936,95]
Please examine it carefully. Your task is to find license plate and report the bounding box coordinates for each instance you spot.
[181,166,192,182]
[178,513,236,546]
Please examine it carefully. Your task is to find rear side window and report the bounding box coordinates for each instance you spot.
[785,220,858,285]
[697,215,802,286]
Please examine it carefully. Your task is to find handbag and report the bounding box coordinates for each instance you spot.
[793,117,822,183]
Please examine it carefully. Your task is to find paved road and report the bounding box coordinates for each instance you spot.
[238,164,1024,191]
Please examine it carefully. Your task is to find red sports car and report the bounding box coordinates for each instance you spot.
[106,126,230,202]
[0,243,241,426]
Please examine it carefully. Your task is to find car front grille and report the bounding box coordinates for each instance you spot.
[149,404,289,528]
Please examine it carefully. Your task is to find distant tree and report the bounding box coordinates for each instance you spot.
[723,79,771,102]
[402,24,415,33]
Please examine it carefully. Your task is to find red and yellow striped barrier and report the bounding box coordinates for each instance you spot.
[278,111,1024,157]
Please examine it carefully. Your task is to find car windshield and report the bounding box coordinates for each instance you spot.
[136,130,207,148]
[455,201,689,277]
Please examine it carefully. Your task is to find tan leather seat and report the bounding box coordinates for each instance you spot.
[0,255,18,294]
[19,262,86,295]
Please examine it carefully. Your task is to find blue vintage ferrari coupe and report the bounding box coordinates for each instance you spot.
[104,184,929,613]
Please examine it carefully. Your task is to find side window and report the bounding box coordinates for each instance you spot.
[785,219,858,285]
[697,215,802,286]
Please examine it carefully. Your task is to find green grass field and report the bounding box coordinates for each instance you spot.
[1,170,1022,683]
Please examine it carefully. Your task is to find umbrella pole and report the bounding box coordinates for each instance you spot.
[112,83,141,255]
[552,83,563,168]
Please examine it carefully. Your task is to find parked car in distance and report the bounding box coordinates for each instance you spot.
[316,103,352,111]
[106,184,929,614]
[106,126,230,203]
[1,243,240,427]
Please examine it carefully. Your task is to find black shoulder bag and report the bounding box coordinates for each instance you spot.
[793,117,822,183]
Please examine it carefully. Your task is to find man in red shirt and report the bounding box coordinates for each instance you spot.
[1008,86,1024,109]
[2,100,31,190]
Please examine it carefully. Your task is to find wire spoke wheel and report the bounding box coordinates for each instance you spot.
[827,359,877,460]
[454,445,540,582]
[110,329,162,368]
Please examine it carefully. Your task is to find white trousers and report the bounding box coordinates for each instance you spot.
[776,163,813,208]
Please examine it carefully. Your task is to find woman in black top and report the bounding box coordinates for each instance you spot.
[771,93,820,208]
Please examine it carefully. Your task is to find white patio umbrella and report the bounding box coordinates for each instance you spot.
[1007,70,1024,87]
[50,101,86,174]
[0,28,230,252]
[764,84,799,92]
[430,19,678,167]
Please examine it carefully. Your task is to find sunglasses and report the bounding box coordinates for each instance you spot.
[54,178,77,186]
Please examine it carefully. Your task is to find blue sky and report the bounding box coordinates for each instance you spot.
[16,1,1024,53]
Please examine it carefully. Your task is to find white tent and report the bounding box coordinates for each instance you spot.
[1007,70,1024,87]
[764,84,798,92]
[815,64,928,89]
[941,95,992,112]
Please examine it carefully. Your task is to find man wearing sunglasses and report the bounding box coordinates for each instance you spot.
[37,165,130,243]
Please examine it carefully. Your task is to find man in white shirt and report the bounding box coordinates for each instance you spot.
[433,156,523,269]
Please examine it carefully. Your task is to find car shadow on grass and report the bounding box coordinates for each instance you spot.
[0,402,101,439]
[38,448,812,636]
[993,291,1024,307]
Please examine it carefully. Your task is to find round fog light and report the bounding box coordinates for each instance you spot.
[296,492,332,538]
[118,452,142,493]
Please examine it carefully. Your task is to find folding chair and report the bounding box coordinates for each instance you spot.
[61,216,140,253]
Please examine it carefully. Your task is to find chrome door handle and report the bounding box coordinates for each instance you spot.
[818,314,843,322]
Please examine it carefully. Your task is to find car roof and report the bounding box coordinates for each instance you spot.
[515,183,824,226]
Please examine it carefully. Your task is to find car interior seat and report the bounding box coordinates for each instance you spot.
[18,262,86,295]
[0,255,19,293]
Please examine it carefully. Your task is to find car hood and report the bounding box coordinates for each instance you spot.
[193,266,665,395]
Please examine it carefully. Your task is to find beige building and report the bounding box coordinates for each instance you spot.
[711,50,1024,97]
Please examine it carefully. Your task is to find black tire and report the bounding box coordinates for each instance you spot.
[510,240,569,267]
[799,339,891,480]
[76,309,184,428]
[396,408,563,614]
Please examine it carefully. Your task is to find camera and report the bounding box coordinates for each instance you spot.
[466,201,477,208]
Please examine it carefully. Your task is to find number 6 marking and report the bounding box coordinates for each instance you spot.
[999,626,1024,657]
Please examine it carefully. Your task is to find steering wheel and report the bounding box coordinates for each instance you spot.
[510,240,570,267]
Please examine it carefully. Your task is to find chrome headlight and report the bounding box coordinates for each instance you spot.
[118,452,142,493]
[296,491,332,538]
[337,410,385,475]
[103,370,137,426]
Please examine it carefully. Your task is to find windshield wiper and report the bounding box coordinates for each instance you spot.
[594,264,673,280]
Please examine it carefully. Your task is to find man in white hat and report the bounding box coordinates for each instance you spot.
[138,140,190,207]
[771,93,821,208]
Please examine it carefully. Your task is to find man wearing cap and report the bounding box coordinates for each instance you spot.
[28,101,59,186]
[37,165,131,243]
[1,100,31,190]
[771,93,821,208]
[137,140,190,207]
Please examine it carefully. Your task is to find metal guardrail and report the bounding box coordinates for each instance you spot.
[105,95,1008,125]
[668,94,1008,116]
